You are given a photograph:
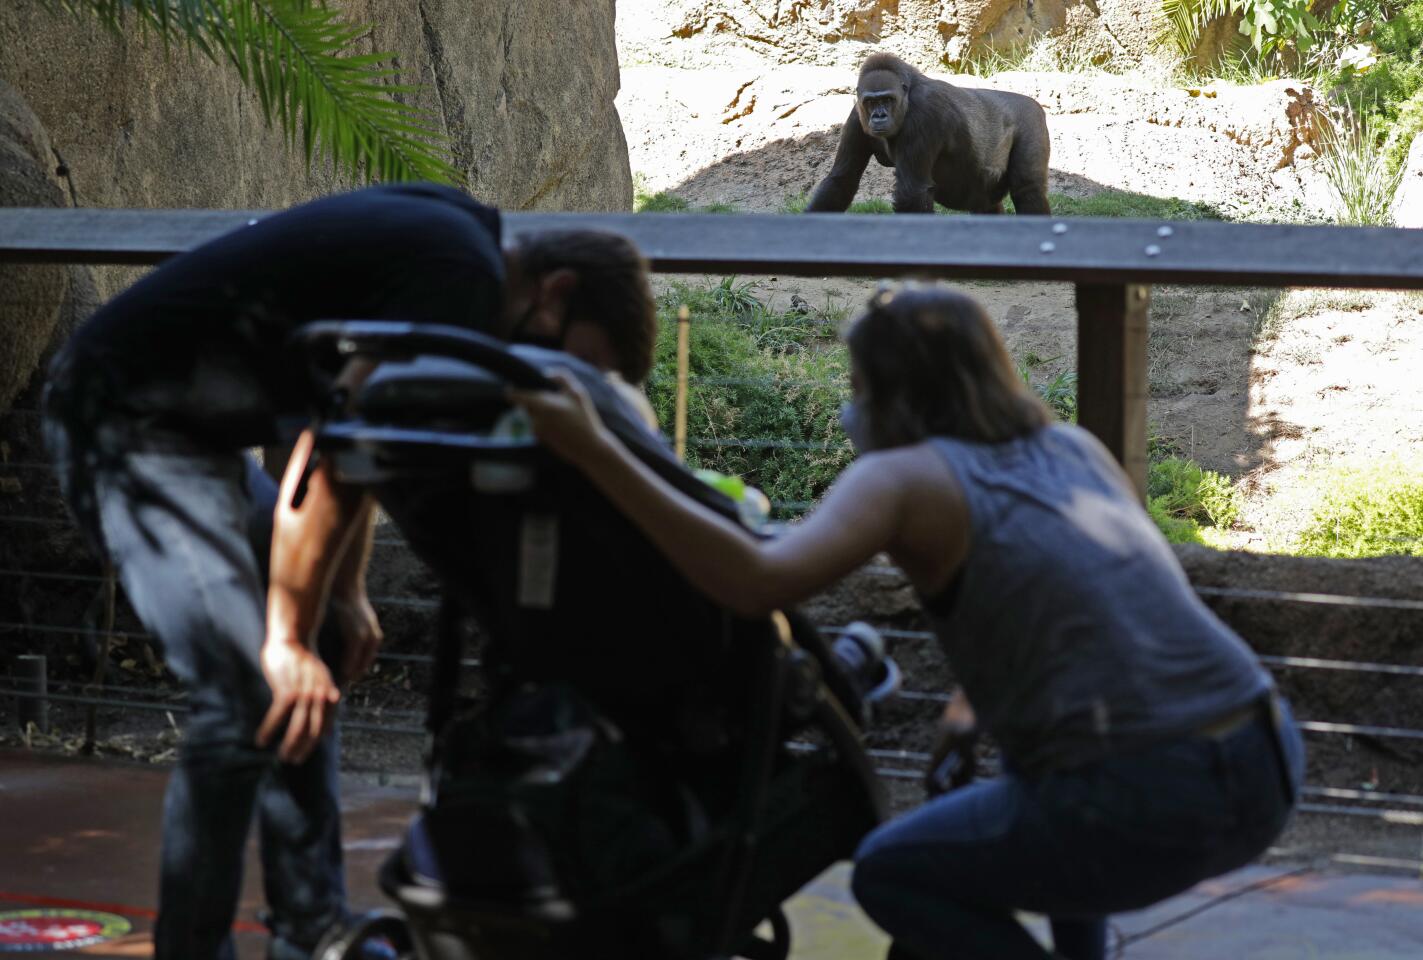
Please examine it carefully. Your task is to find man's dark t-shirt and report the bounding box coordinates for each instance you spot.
[53,183,504,448]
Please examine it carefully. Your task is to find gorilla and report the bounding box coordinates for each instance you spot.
[806,53,1051,215]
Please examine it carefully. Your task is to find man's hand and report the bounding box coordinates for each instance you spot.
[330,591,383,686]
[257,639,340,764]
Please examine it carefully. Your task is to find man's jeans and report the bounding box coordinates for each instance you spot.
[852,701,1304,960]
[48,421,347,960]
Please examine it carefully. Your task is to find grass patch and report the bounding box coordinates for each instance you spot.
[779,193,897,215]
[1253,287,1374,344]
[783,189,1224,220]
[645,277,1249,544]
[1020,190,1224,220]
[634,181,743,214]
[1293,460,1423,558]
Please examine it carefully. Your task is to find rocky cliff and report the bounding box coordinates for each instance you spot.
[619,0,1174,70]
[0,0,634,413]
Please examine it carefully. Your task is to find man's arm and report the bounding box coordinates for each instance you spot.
[329,498,383,685]
[258,359,378,762]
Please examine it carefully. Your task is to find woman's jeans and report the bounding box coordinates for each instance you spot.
[47,414,348,960]
[852,702,1304,960]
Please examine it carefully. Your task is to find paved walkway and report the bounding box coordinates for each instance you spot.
[2,751,1420,958]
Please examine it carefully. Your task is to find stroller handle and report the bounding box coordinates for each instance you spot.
[290,320,556,391]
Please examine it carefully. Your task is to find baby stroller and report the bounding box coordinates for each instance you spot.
[290,322,888,960]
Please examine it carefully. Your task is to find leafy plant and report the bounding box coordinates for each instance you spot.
[1148,456,1243,528]
[1017,360,1080,422]
[1149,497,1208,544]
[40,0,458,184]
[1329,1,1423,167]
[646,281,853,509]
[1161,0,1321,67]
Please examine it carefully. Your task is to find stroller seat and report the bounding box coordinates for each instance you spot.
[293,323,887,960]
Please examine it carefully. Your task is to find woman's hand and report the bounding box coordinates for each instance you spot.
[508,369,616,468]
[926,687,979,797]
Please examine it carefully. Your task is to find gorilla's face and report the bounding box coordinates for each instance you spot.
[857,69,907,138]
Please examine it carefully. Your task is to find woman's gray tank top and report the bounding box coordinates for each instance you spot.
[923,423,1271,775]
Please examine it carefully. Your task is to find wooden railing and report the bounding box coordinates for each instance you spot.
[3,207,1422,496]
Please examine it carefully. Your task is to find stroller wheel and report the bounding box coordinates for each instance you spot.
[314,910,415,960]
[734,907,791,960]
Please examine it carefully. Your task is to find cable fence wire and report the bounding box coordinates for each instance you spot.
[8,407,1423,854]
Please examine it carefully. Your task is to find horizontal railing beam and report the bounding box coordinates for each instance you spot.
[2,207,1422,289]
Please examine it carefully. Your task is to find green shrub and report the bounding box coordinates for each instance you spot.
[1149,497,1208,544]
[1161,0,1322,68]
[1383,90,1423,173]
[647,281,852,509]
[1018,361,1080,422]
[636,189,691,213]
[1294,462,1423,557]
[1148,457,1244,529]
[1331,0,1423,137]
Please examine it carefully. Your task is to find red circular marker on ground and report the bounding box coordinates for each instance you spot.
[0,909,132,952]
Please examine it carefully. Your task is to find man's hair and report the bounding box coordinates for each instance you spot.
[844,283,1051,449]
[514,230,657,384]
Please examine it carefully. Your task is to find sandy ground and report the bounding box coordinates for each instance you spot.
[615,63,1423,550]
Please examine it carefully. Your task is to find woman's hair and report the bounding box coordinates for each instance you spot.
[843,283,1051,449]
[513,230,657,384]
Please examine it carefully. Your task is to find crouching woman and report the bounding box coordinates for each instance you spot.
[512,283,1302,960]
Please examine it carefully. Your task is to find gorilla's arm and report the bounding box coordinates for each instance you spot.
[890,138,937,214]
[806,107,873,212]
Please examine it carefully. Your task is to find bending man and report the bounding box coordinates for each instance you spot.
[44,183,655,960]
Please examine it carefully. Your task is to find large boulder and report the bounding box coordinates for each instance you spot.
[0,80,68,416]
[0,0,632,408]
[0,1,631,288]
[1393,133,1423,229]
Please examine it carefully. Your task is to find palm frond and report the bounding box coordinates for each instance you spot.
[40,0,461,185]
[1159,0,1238,59]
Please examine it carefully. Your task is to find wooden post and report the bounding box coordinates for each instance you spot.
[674,304,691,462]
[1075,283,1150,501]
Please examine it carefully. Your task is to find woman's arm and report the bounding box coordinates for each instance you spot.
[513,372,904,617]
